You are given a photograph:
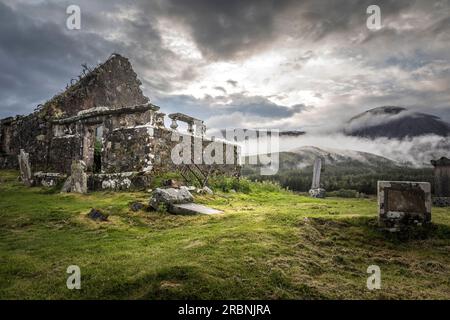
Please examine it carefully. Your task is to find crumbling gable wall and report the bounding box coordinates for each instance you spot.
[0,54,151,173]
[40,54,149,119]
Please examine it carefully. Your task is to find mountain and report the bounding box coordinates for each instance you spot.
[344,106,450,139]
[243,146,399,174]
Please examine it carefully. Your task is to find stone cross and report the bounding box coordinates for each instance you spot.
[18,149,33,186]
[311,157,322,189]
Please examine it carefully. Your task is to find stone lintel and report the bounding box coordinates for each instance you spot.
[51,103,160,125]
[168,112,203,124]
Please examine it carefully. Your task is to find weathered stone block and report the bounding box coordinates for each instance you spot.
[150,187,194,210]
[18,149,33,186]
[90,171,152,191]
[309,188,326,198]
[70,160,88,194]
[130,202,144,212]
[87,208,108,221]
[378,181,431,232]
[33,172,67,187]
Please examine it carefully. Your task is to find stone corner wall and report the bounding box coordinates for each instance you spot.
[102,125,241,181]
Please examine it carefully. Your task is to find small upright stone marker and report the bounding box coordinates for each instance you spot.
[70,160,88,194]
[378,181,431,232]
[431,157,450,207]
[309,157,326,198]
[18,149,33,186]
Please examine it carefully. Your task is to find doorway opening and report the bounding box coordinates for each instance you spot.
[94,126,103,173]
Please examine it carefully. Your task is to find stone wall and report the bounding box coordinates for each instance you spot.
[89,172,152,191]
[152,128,241,178]
[0,113,51,171]
[102,125,240,180]
[0,154,18,169]
[50,104,158,174]
[102,126,155,173]
[0,54,241,190]
[48,135,83,173]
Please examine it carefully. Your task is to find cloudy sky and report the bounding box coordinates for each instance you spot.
[1,0,449,133]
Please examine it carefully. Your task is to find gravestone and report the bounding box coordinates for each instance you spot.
[18,149,33,186]
[171,203,222,215]
[378,181,431,232]
[70,160,88,194]
[149,187,222,215]
[431,157,450,207]
[309,157,326,198]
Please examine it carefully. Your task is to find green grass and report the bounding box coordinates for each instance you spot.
[0,170,449,299]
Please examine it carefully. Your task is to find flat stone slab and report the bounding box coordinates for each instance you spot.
[170,203,223,215]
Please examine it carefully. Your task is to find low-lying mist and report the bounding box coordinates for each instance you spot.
[277,133,450,167]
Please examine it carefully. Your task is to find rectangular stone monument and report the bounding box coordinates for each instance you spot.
[378,181,431,232]
[309,157,326,198]
[431,157,450,207]
[311,158,321,189]
[18,149,33,186]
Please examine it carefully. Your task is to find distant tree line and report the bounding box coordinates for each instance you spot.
[243,165,434,195]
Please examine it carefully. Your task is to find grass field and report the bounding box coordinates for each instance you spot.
[1,170,449,299]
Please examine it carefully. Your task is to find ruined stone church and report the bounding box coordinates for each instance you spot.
[0,54,240,191]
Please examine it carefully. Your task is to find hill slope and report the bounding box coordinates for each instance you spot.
[242,146,432,194]
[282,146,397,170]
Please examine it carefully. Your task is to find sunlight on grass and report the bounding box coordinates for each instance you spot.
[0,170,449,299]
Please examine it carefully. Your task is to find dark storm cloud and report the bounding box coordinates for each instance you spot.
[154,92,310,123]
[0,0,173,118]
[158,0,295,60]
[224,94,311,118]
[155,0,414,60]
[287,0,413,39]
[0,0,449,130]
[0,1,119,118]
